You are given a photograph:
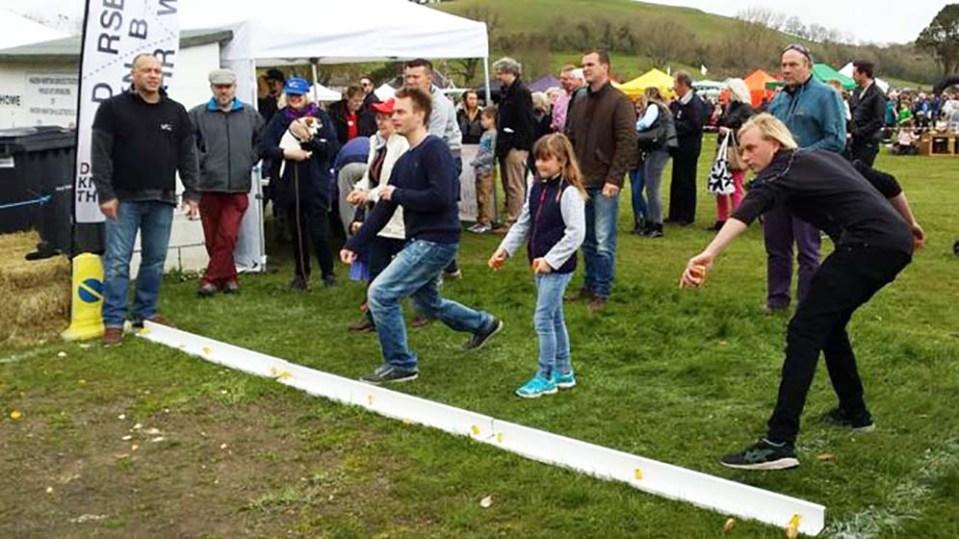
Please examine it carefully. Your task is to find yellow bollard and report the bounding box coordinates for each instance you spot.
[61,253,105,341]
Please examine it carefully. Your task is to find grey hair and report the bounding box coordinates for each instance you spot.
[726,78,751,104]
[571,68,585,81]
[531,91,550,112]
[493,57,522,76]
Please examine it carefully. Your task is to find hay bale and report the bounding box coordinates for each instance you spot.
[0,231,71,346]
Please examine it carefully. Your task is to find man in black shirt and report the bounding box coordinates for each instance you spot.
[92,53,199,346]
[849,60,886,166]
[680,113,924,471]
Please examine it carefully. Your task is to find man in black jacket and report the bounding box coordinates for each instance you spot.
[92,53,200,346]
[493,57,536,230]
[668,71,705,225]
[849,61,886,166]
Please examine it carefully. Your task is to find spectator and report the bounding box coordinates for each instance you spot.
[493,56,536,232]
[469,106,498,234]
[257,68,285,124]
[635,86,675,239]
[457,90,484,144]
[259,77,341,291]
[765,43,846,313]
[92,53,199,345]
[189,68,264,297]
[565,49,637,312]
[340,88,503,385]
[334,136,371,237]
[359,75,381,112]
[712,78,755,231]
[849,61,886,166]
[552,65,585,133]
[328,85,377,147]
[345,98,411,333]
[627,94,650,234]
[894,119,918,155]
[667,70,705,226]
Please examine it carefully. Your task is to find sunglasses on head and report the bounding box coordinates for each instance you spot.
[782,43,813,64]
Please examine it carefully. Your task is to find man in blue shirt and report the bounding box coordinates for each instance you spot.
[341,88,503,385]
[764,44,846,313]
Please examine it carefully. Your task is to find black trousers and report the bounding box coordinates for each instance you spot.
[285,197,334,280]
[766,245,910,443]
[668,143,701,224]
[850,139,880,167]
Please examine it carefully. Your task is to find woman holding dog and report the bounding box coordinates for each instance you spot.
[260,77,341,290]
[680,113,924,471]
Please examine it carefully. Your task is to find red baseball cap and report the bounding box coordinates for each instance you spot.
[371,98,395,114]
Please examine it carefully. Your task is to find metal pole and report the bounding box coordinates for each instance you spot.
[311,60,319,103]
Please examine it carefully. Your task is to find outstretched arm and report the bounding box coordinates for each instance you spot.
[680,219,749,288]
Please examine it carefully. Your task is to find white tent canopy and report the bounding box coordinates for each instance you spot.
[374,83,396,101]
[310,83,342,102]
[0,9,67,50]
[181,0,488,65]
[839,62,890,93]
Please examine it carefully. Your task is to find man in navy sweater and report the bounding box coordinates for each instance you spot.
[341,88,503,384]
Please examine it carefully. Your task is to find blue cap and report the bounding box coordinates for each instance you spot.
[284,77,310,95]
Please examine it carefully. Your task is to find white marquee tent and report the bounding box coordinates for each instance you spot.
[178,0,490,272]
[839,63,890,93]
[0,9,67,50]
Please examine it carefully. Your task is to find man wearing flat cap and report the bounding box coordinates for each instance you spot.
[189,68,264,297]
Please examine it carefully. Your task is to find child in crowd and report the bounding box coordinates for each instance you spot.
[469,106,497,233]
[488,133,587,398]
[895,119,918,155]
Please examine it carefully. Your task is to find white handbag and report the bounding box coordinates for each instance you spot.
[707,132,736,196]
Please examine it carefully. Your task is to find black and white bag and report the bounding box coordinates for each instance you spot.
[707,132,736,196]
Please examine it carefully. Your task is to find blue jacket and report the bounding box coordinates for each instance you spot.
[768,77,846,152]
[259,107,340,208]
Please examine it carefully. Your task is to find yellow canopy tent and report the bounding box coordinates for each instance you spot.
[615,68,675,98]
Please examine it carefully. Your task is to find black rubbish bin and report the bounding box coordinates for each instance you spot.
[0,126,78,256]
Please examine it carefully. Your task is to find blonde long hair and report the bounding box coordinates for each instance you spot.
[532,133,587,199]
[738,113,798,150]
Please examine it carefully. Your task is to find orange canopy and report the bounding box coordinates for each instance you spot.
[744,69,778,107]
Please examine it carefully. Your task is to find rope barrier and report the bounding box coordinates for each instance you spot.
[0,195,51,211]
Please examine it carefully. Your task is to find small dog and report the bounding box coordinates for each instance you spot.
[278,116,321,179]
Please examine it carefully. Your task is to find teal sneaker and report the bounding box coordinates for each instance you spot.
[515,374,558,398]
[553,370,577,389]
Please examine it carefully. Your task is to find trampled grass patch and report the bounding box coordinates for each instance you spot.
[2,144,958,537]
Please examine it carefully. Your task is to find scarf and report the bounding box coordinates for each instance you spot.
[282,101,320,123]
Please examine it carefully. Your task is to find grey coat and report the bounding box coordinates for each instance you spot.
[189,98,264,193]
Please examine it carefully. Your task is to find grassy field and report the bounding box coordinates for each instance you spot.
[2,143,958,538]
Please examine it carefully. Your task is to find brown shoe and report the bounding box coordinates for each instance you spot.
[411,316,433,328]
[564,288,594,302]
[587,297,608,313]
[102,327,124,346]
[222,280,239,294]
[348,317,375,333]
[134,314,175,329]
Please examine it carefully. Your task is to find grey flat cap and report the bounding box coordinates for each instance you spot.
[209,69,237,85]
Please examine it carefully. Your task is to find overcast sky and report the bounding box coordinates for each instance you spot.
[0,0,950,44]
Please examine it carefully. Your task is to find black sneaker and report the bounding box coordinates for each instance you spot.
[463,318,504,350]
[288,276,308,291]
[359,363,418,385]
[720,438,800,470]
[822,407,875,432]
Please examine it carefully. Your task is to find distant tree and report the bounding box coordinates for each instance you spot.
[452,6,502,86]
[916,4,959,77]
[643,19,689,69]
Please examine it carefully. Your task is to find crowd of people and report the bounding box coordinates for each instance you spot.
[90,44,931,471]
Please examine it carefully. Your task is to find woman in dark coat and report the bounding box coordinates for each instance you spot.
[711,78,756,231]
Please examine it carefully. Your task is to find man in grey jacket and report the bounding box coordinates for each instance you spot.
[189,69,264,296]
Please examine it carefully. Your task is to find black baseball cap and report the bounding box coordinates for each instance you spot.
[265,68,286,82]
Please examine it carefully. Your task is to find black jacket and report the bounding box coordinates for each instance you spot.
[495,78,536,158]
[328,100,376,147]
[850,82,886,143]
[457,108,484,144]
[718,101,755,143]
[670,91,705,151]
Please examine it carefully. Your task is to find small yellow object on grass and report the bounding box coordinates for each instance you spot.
[10,409,22,420]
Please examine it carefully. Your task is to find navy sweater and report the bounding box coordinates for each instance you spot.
[346,135,460,251]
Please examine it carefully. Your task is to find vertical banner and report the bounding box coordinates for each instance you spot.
[75,0,181,223]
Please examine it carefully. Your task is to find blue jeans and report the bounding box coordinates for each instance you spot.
[102,201,174,328]
[628,168,647,226]
[367,239,495,369]
[534,272,574,378]
[582,187,619,298]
